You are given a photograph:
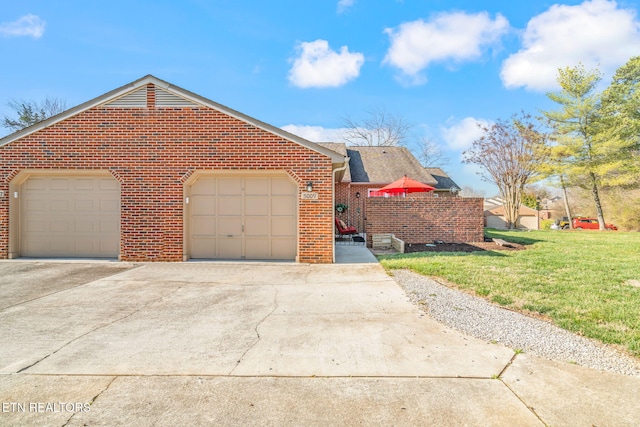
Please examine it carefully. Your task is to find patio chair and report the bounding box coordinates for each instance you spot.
[335,218,358,236]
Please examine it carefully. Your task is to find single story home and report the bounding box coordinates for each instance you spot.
[314,144,483,246]
[318,144,463,234]
[484,198,539,230]
[0,75,347,263]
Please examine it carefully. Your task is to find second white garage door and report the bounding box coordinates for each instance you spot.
[189,174,297,260]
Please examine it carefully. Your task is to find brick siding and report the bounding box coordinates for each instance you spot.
[364,194,484,245]
[0,83,334,263]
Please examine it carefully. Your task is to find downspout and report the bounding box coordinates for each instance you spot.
[332,157,350,263]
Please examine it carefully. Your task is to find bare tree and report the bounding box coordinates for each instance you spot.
[463,113,548,229]
[2,98,67,132]
[459,185,486,198]
[341,107,412,146]
[418,136,449,168]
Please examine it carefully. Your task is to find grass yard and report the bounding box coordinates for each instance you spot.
[379,229,640,358]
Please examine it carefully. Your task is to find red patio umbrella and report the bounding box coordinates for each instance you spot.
[377,175,435,194]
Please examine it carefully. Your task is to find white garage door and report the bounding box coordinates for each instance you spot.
[189,175,297,260]
[20,176,120,258]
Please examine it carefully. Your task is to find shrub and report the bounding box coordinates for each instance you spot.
[540,219,554,230]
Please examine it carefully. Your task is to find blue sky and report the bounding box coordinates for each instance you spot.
[2,0,640,195]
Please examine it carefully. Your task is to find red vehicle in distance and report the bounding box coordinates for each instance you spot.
[572,217,618,230]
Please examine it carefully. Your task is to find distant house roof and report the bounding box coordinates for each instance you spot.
[345,146,439,185]
[484,198,538,216]
[424,167,461,191]
[317,144,465,190]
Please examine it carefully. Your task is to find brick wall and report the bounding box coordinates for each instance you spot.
[365,194,484,245]
[0,83,334,263]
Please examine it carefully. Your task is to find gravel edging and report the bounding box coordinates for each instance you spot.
[391,269,640,377]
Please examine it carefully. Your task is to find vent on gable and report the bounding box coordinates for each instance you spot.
[105,87,147,107]
[155,87,198,107]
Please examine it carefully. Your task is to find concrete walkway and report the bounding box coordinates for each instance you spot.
[0,252,638,426]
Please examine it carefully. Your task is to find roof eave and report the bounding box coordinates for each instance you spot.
[0,75,345,164]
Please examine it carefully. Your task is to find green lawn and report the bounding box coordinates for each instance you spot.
[379,229,640,358]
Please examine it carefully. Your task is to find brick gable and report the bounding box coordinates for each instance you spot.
[0,82,335,263]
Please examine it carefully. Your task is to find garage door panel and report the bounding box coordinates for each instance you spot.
[271,178,295,195]
[218,217,242,236]
[49,200,67,211]
[217,238,242,258]
[272,196,296,216]
[75,219,95,233]
[191,195,215,215]
[218,197,242,216]
[20,175,120,258]
[245,178,269,195]
[25,199,46,211]
[245,196,269,216]
[101,199,119,211]
[100,219,119,233]
[98,178,118,190]
[245,238,269,259]
[192,216,216,235]
[76,240,95,253]
[50,179,70,190]
[75,199,95,211]
[24,178,46,190]
[272,238,296,259]
[75,179,95,190]
[50,219,71,233]
[245,217,268,236]
[189,174,297,260]
[191,237,216,258]
[218,178,242,195]
[272,217,296,237]
[25,219,46,233]
[191,178,216,194]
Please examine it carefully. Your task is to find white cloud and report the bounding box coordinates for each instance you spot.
[281,124,348,142]
[501,0,640,91]
[440,117,490,151]
[0,14,45,39]
[383,11,509,84]
[288,39,365,88]
[337,0,355,14]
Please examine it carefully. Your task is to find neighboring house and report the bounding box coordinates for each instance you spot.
[316,144,478,244]
[0,75,347,263]
[424,167,461,195]
[318,144,448,231]
[484,198,539,230]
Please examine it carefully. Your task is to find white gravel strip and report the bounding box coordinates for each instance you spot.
[391,269,640,377]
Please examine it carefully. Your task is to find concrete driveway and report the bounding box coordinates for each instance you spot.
[1,254,639,426]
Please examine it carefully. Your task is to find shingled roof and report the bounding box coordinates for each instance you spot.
[317,143,462,190]
[424,167,460,191]
[346,146,438,185]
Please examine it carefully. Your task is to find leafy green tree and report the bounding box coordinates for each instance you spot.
[542,63,609,230]
[2,98,67,132]
[521,192,539,210]
[598,56,640,187]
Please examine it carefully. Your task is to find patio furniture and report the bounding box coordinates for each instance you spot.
[335,218,358,236]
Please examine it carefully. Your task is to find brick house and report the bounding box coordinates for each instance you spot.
[320,144,484,245]
[0,75,347,263]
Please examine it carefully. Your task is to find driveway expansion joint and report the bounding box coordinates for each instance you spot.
[497,353,549,427]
